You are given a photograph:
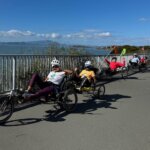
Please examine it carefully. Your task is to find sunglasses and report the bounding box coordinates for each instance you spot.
[52,65,59,68]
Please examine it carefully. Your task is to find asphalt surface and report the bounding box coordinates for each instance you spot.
[0,69,150,150]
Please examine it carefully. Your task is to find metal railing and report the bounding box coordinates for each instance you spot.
[0,54,148,92]
[0,55,103,92]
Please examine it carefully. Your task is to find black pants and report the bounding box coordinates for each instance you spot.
[80,77,91,88]
[71,73,91,88]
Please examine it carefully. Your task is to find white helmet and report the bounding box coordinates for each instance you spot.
[51,58,60,67]
[85,61,92,67]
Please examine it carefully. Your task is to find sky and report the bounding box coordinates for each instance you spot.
[0,0,150,46]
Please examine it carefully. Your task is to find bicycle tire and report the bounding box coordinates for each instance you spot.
[62,89,78,112]
[121,67,128,79]
[0,96,14,124]
[97,84,105,98]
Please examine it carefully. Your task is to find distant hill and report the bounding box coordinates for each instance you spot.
[0,41,55,54]
[0,41,110,55]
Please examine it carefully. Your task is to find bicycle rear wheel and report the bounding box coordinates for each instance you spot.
[62,89,78,112]
[0,96,13,124]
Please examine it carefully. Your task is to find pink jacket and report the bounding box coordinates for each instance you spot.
[105,58,125,71]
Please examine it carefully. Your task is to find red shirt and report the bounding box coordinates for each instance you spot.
[140,58,146,63]
[105,59,124,71]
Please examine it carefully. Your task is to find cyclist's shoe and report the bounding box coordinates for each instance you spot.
[22,93,34,100]
[17,99,24,104]
[76,87,82,94]
[116,68,121,71]
[76,87,81,91]
[39,97,49,103]
[24,89,29,93]
[24,89,33,94]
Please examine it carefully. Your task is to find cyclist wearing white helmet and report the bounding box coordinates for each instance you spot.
[51,58,60,67]
[84,61,92,68]
[23,58,72,100]
[129,53,140,67]
[75,60,96,91]
[46,58,71,85]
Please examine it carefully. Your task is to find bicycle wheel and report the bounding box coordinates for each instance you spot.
[139,64,147,72]
[62,89,78,112]
[96,84,105,98]
[121,67,128,79]
[0,96,13,124]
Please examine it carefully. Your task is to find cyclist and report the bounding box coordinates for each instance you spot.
[74,61,96,91]
[139,55,148,69]
[140,55,147,64]
[129,53,140,67]
[23,58,72,100]
[105,57,125,72]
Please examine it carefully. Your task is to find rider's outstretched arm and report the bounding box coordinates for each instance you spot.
[64,69,73,75]
[105,58,110,65]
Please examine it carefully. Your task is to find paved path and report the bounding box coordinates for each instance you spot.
[0,70,150,150]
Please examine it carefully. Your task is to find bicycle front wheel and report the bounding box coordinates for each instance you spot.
[97,84,105,99]
[62,89,78,112]
[121,67,128,79]
[0,96,13,124]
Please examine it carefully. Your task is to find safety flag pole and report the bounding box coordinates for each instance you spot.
[99,46,114,71]
[120,48,127,65]
[141,47,145,57]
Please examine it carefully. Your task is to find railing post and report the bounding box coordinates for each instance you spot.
[12,56,16,90]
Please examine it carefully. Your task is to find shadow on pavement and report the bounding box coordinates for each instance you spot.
[0,118,43,127]
[14,101,41,112]
[74,94,131,114]
[1,93,131,127]
[43,93,132,121]
[44,109,68,122]
[101,94,131,102]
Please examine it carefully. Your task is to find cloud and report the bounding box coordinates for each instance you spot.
[1,29,150,46]
[64,30,111,39]
[36,33,61,39]
[83,29,98,32]
[0,29,149,46]
[50,33,61,38]
[0,29,62,39]
[0,29,35,37]
[139,17,150,22]
[95,32,111,37]
[0,29,112,40]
